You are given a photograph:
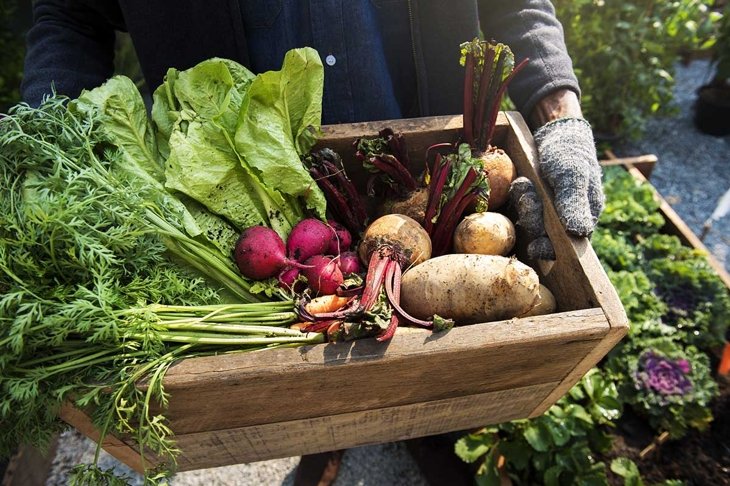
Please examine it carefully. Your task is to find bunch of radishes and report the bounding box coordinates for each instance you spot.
[233,218,361,295]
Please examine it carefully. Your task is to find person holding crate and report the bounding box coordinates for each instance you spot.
[21,0,604,483]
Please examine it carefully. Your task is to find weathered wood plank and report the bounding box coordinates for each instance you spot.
[59,404,146,474]
[159,309,608,435]
[599,154,658,179]
[500,113,629,417]
[172,382,556,471]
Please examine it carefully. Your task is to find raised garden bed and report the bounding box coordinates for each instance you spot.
[60,112,628,473]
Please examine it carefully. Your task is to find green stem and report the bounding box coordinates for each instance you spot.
[159,322,302,335]
[129,332,324,346]
[158,313,297,324]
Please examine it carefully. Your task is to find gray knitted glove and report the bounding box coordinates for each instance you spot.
[534,117,605,236]
[509,117,604,261]
[509,177,556,260]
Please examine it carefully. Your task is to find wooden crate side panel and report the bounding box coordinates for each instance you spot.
[503,112,629,334]
[159,310,608,434]
[528,323,628,417]
[173,382,556,471]
[501,113,629,416]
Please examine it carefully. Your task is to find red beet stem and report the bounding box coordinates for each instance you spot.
[462,52,476,146]
[422,154,452,234]
[377,259,401,342]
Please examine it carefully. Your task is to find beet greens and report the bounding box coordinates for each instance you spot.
[460,39,529,152]
[423,143,490,256]
[304,148,368,235]
[355,128,419,199]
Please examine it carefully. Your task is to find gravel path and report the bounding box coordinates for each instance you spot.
[44,60,729,486]
[45,430,428,485]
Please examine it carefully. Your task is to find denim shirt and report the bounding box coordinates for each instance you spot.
[23,1,580,124]
[242,0,404,124]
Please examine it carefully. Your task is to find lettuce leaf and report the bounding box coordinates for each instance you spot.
[235,47,327,224]
[72,76,164,186]
[157,50,326,238]
[71,76,203,237]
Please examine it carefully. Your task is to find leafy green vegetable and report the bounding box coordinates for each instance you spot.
[236,48,328,229]
[0,92,324,484]
[455,369,620,486]
[157,49,327,240]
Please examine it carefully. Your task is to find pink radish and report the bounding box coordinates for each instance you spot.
[303,255,344,295]
[287,218,333,262]
[234,226,304,280]
[278,267,305,293]
[338,251,361,275]
[326,220,352,255]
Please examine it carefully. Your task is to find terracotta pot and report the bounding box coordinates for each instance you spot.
[693,83,730,136]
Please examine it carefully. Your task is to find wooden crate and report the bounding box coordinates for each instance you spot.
[61,112,629,473]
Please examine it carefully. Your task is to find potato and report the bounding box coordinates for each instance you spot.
[400,254,540,324]
[476,148,517,210]
[453,212,516,256]
[520,284,557,317]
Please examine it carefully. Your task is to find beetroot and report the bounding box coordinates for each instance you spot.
[234,226,303,280]
[287,218,333,262]
[338,251,361,275]
[327,220,352,255]
[303,255,344,295]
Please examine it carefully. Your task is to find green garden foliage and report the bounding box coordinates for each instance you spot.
[456,369,621,486]
[553,0,722,139]
[457,166,728,484]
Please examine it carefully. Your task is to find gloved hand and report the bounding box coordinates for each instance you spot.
[509,117,605,261]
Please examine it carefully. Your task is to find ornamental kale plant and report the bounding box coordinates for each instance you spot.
[619,339,718,438]
[595,166,725,439]
[634,350,693,401]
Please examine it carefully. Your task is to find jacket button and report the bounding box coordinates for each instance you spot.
[325,55,337,66]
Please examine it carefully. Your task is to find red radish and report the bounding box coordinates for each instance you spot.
[234,226,304,280]
[327,220,352,255]
[303,255,344,295]
[338,251,361,275]
[278,267,303,292]
[287,218,333,262]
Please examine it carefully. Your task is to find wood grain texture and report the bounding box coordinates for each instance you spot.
[599,154,657,179]
[172,382,556,471]
[501,113,629,417]
[59,404,146,474]
[158,309,608,435]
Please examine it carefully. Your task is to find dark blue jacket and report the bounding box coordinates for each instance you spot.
[21,0,579,124]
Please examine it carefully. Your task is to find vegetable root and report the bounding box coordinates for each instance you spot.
[400,254,540,324]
